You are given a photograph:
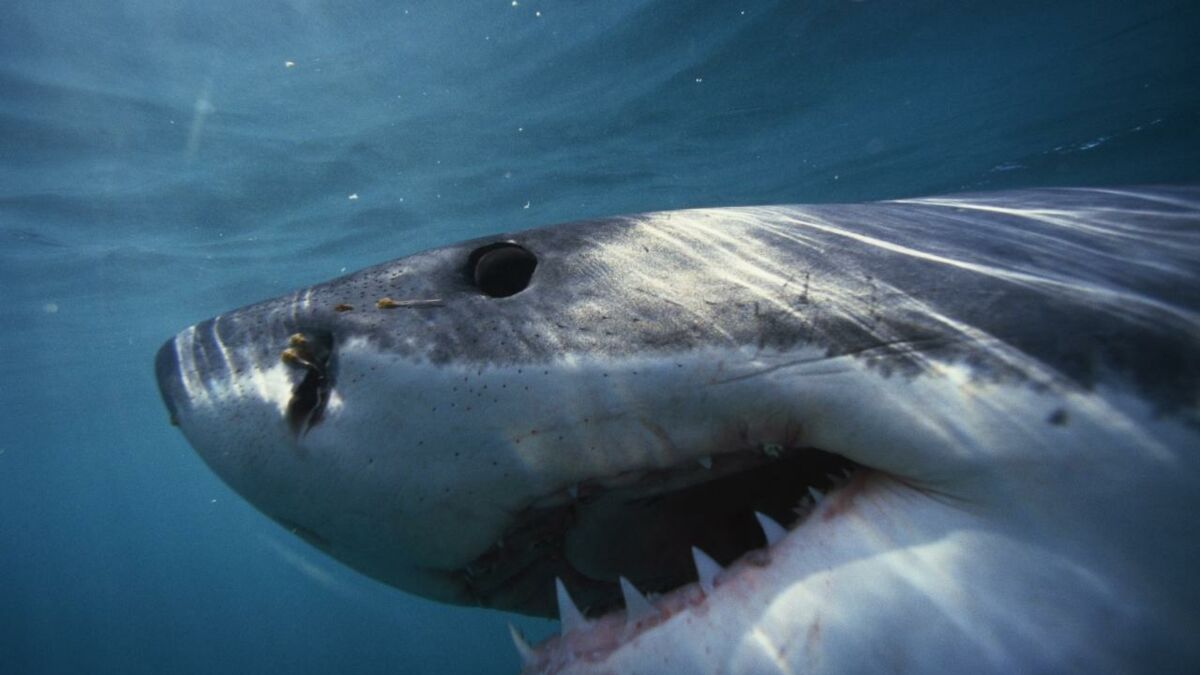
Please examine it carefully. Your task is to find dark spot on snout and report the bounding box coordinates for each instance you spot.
[467,242,537,298]
[1047,408,1069,426]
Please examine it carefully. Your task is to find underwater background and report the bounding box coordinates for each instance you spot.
[1,1,1198,673]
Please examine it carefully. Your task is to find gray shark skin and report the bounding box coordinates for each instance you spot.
[156,187,1199,674]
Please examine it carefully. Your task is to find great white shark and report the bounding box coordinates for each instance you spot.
[156,186,1200,673]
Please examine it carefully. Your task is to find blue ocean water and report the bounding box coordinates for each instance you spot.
[1,1,1197,673]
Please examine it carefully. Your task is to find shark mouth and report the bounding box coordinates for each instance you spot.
[464,445,864,672]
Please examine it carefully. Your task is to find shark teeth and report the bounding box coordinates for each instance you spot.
[754,511,788,546]
[507,623,535,666]
[691,546,722,595]
[555,577,588,634]
[619,576,658,625]
[526,461,862,650]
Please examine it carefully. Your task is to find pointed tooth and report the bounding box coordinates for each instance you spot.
[691,546,722,595]
[697,456,713,470]
[555,578,588,634]
[619,576,656,625]
[825,472,841,484]
[842,467,853,479]
[808,486,824,503]
[507,623,535,666]
[567,483,579,499]
[754,511,787,546]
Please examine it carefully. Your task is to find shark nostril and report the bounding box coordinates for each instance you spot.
[281,331,335,435]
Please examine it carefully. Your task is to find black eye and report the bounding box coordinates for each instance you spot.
[468,242,537,298]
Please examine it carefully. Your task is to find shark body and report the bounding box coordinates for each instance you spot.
[156,187,1200,673]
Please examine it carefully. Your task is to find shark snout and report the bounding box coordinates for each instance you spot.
[154,337,184,427]
[154,314,339,440]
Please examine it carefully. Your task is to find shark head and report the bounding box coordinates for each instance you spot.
[156,187,1200,672]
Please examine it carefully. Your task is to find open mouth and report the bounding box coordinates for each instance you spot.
[462,444,863,670]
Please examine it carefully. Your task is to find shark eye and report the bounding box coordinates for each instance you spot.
[468,242,537,298]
